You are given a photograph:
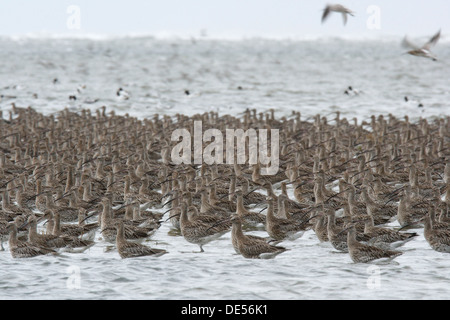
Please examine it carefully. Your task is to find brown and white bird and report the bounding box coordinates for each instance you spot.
[346,225,403,263]
[3,223,57,258]
[230,215,287,259]
[402,29,441,61]
[321,4,354,25]
[115,221,167,259]
[179,203,231,252]
[362,216,417,249]
[423,212,450,253]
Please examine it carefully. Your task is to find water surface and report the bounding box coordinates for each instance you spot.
[0,36,449,300]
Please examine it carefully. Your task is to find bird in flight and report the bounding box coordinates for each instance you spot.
[402,30,441,61]
[321,4,354,26]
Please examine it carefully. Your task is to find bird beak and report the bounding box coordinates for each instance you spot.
[336,225,353,237]
[36,215,48,224]
[219,192,235,200]
[162,196,180,208]
[79,211,99,225]
[164,213,180,222]
[204,218,231,233]
[18,221,30,230]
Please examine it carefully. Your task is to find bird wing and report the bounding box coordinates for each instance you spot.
[341,12,348,25]
[321,6,331,23]
[14,245,44,257]
[244,212,266,224]
[16,242,56,256]
[121,242,152,257]
[431,230,450,246]
[422,29,441,50]
[369,228,410,243]
[401,36,419,50]
[240,237,285,258]
[354,244,402,262]
[124,225,149,238]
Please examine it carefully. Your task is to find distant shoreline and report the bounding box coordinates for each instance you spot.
[2,32,448,43]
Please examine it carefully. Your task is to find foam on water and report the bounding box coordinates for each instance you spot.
[0,37,449,300]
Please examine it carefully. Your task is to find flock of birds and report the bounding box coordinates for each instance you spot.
[0,105,449,263]
[322,3,442,61]
[0,3,447,265]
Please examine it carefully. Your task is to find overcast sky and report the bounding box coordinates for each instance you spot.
[0,0,448,38]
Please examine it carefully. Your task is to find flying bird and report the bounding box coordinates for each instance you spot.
[322,4,354,26]
[402,30,441,61]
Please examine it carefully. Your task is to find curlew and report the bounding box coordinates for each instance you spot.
[230,215,287,259]
[402,29,441,61]
[326,208,370,252]
[115,221,167,259]
[423,211,450,253]
[179,203,231,252]
[3,222,57,258]
[99,198,151,243]
[235,190,265,227]
[346,225,403,263]
[362,216,417,249]
[321,4,354,25]
[265,198,310,241]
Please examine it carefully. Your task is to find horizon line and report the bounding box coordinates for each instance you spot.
[1,31,448,43]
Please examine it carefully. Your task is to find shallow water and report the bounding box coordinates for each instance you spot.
[1,36,450,121]
[2,219,449,300]
[0,36,450,300]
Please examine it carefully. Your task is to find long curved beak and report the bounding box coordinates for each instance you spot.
[384,186,405,204]
[79,211,100,225]
[165,212,180,222]
[398,220,424,231]
[12,212,41,230]
[294,180,311,190]
[18,220,31,230]
[204,217,231,233]
[25,190,51,202]
[162,196,180,208]
[100,227,110,234]
[0,177,18,190]
[349,169,369,180]
[336,225,353,237]
[219,191,235,200]
[54,191,73,202]
[161,190,176,200]
[305,213,322,223]
[324,187,350,203]
[258,206,268,214]
[244,187,261,197]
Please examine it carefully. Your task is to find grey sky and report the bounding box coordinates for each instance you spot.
[0,0,448,38]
